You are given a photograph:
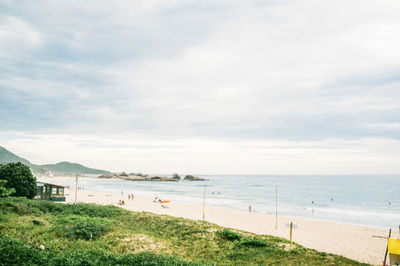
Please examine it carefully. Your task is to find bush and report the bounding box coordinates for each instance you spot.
[217,229,242,241]
[0,233,197,266]
[0,197,123,218]
[0,233,47,265]
[115,252,197,266]
[60,203,123,217]
[0,162,36,199]
[0,180,15,198]
[50,251,197,266]
[239,237,269,247]
[55,216,113,240]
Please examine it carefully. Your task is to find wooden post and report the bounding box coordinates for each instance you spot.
[275,185,278,230]
[290,222,293,247]
[383,228,392,266]
[202,181,206,220]
[74,174,78,203]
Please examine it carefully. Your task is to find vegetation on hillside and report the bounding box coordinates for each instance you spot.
[0,197,369,265]
[0,146,110,176]
[40,161,110,175]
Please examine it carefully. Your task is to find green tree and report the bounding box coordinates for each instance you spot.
[0,162,37,199]
[0,180,15,197]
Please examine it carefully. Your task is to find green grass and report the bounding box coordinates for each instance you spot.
[0,197,370,265]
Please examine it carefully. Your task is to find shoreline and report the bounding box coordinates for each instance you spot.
[60,185,399,265]
[53,175,397,230]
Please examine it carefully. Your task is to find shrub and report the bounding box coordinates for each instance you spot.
[0,180,15,198]
[216,229,242,241]
[0,162,36,199]
[49,251,198,266]
[239,237,269,247]
[0,234,197,266]
[0,197,123,218]
[0,233,47,265]
[55,216,113,240]
[115,252,197,265]
[60,203,123,217]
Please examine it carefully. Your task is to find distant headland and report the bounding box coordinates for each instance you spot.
[0,146,206,182]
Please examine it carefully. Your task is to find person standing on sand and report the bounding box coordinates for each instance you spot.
[128,194,131,200]
[248,205,252,213]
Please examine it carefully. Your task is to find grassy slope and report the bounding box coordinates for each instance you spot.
[0,197,369,266]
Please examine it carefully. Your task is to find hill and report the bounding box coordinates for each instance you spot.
[0,146,110,176]
[41,161,110,175]
[0,146,31,165]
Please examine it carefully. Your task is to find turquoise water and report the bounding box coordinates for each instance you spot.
[74,175,400,229]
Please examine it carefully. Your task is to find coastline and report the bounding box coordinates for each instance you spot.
[55,179,399,265]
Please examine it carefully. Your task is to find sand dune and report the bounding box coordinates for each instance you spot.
[60,185,398,265]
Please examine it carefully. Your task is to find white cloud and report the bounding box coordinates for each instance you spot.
[1,0,400,173]
[0,16,42,57]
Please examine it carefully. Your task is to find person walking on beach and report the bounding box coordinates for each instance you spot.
[311,201,314,218]
[128,194,131,200]
[248,204,252,213]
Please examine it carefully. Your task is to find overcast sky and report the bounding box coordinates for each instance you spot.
[1,0,400,174]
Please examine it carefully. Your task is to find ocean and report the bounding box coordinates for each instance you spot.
[70,175,399,229]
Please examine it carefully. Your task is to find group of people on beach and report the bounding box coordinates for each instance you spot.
[153,193,169,208]
[117,191,134,205]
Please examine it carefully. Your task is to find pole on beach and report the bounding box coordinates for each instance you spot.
[383,228,392,266]
[275,185,278,230]
[202,181,206,220]
[74,174,78,203]
[290,222,293,247]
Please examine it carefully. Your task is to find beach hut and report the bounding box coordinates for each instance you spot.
[388,238,400,266]
[35,181,66,201]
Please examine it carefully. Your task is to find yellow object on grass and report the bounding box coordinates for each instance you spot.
[388,238,400,255]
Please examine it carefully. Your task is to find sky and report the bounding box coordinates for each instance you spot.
[1,0,400,175]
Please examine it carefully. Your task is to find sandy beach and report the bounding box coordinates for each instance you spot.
[43,176,398,265]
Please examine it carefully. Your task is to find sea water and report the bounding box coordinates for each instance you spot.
[72,175,399,229]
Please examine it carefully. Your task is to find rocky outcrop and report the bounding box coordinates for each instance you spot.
[120,175,177,182]
[183,175,206,181]
[98,173,177,181]
[99,173,205,182]
[98,174,116,179]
